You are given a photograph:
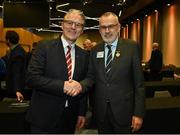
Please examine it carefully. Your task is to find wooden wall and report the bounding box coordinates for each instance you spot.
[0,19,42,57]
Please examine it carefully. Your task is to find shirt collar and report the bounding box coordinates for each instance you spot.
[10,44,19,50]
[105,37,119,48]
[61,35,75,49]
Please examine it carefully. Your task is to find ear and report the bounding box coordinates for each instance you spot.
[61,21,64,30]
[118,23,121,32]
[80,28,84,34]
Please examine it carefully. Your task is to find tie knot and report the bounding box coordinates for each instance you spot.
[67,45,71,51]
[107,45,111,50]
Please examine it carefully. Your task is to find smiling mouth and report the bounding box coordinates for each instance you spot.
[68,30,77,34]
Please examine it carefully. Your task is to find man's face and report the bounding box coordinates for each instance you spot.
[5,40,10,47]
[62,13,84,43]
[83,39,93,51]
[99,15,120,44]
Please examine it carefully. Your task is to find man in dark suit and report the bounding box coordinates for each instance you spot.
[146,42,163,97]
[82,39,97,129]
[26,42,38,66]
[2,30,26,102]
[26,9,88,134]
[80,12,145,133]
[149,42,163,80]
[0,58,6,100]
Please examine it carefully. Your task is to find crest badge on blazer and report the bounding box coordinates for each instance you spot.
[115,51,120,57]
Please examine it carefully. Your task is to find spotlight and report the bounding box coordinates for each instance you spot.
[81,0,93,5]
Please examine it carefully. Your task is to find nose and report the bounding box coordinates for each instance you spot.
[71,23,76,29]
[105,27,110,33]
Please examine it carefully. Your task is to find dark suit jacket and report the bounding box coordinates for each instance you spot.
[149,49,163,72]
[81,38,145,126]
[2,45,26,95]
[26,38,89,130]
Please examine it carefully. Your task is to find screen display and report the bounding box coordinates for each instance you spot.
[3,2,50,28]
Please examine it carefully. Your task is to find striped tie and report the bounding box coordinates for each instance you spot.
[105,45,112,76]
[66,45,72,80]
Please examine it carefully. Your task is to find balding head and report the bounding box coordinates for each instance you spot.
[99,12,120,44]
[152,42,159,50]
[99,12,119,25]
[83,39,93,51]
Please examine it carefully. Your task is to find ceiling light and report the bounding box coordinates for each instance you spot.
[116,0,126,6]
[56,3,70,9]
[118,10,122,17]
[81,0,93,5]
[49,0,53,1]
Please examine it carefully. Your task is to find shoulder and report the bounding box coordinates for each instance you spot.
[119,38,138,46]
[34,39,62,55]
[119,38,140,51]
[12,45,26,57]
[75,45,89,56]
[38,38,60,49]
[91,42,104,52]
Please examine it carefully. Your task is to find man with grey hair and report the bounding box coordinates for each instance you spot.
[80,12,145,133]
[26,9,88,133]
[149,42,163,75]
[147,42,163,97]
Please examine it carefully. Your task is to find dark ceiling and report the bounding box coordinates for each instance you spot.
[0,0,172,32]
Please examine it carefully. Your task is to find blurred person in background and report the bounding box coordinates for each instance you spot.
[26,42,38,66]
[149,42,163,81]
[0,58,6,101]
[83,39,94,51]
[147,42,163,97]
[83,39,97,129]
[2,30,26,102]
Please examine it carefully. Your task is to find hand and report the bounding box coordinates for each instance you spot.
[16,91,24,102]
[76,116,86,129]
[64,80,82,96]
[131,116,143,133]
[65,80,82,96]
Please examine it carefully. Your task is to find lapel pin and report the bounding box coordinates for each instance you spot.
[116,51,120,57]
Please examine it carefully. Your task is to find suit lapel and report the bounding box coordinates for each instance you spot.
[57,39,69,79]
[108,39,123,82]
[73,45,80,80]
[97,43,107,81]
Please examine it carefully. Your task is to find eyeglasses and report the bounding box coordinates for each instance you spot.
[63,20,84,29]
[99,24,119,31]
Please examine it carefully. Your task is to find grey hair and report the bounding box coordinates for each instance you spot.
[64,9,85,24]
[99,12,119,24]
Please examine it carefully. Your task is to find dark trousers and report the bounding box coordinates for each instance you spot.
[31,107,77,134]
[88,88,97,128]
[97,102,131,134]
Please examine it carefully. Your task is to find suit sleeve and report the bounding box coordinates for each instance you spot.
[80,50,95,93]
[132,44,145,118]
[26,42,65,96]
[11,54,26,93]
[78,51,89,116]
[78,93,88,116]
